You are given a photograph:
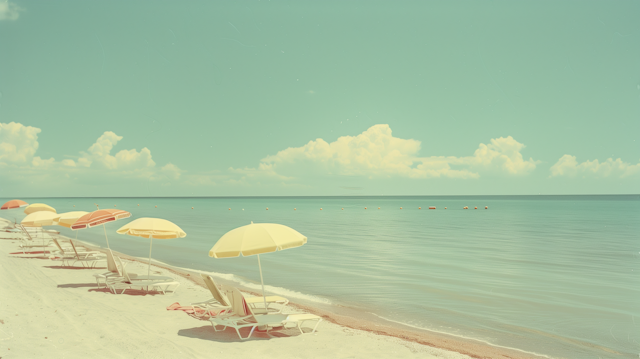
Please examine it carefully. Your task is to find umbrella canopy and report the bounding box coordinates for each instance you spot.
[1,199,28,210]
[209,222,307,258]
[53,211,89,228]
[24,203,57,215]
[209,222,307,309]
[71,209,131,230]
[72,209,131,248]
[117,218,186,277]
[21,211,59,227]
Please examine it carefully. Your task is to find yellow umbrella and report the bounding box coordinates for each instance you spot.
[116,218,187,278]
[53,211,89,228]
[209,222,307,309]
[24,203,57,215]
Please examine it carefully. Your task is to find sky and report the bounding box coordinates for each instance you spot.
[0,0,639,197]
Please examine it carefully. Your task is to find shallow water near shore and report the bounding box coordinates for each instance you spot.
[4,195,639,358]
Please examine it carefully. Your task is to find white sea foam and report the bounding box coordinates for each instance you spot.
[370,313,552,359]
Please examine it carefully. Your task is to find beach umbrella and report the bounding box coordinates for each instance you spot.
[116,217,187,278]
[24,203,57,215]
[1,199,28,210]
[72,209,131,248]
[209,222,307,310]
[53,211,89,228]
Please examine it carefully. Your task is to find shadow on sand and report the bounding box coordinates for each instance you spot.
[177,325,299,342]
[44,266,107,270]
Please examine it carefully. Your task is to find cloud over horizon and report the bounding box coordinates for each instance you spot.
[244,124,538,181]
[0,122,182,185]
[550,155,640,178]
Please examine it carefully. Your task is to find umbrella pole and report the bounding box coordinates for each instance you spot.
[257,254,268,311]
[148,237,153,279]
[103,224,110,249]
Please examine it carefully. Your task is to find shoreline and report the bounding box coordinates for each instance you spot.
[71,234,544,358]
[1,216,544,359]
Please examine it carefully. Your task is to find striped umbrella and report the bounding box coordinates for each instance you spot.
[72,209,131,248]
[1,199,29,210]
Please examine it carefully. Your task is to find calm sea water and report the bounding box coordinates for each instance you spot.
[3,196,639,358]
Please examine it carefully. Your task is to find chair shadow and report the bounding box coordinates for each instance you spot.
[43,266,107,270]
[57,283,99,288]
[88,287,165,297]
[177,325,297,342]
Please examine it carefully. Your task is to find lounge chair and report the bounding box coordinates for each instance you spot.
[50,238,103,266]
[195,274,288,316]
[68,241,105,268]
[209,287,322,340]
[189,274,234,318]
[106,257,179,295]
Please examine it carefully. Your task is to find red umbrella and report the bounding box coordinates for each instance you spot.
[72,209,131,248]
[1,200,29,210]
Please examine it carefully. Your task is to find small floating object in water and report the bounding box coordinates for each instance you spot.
[294,208,297,210]
[341,208,344,210]
[400,207,403,209]
[73,205,75,207]
[485,206,488,209]
[320,208,323,210]
[463,206,468,209]
[444,207,447,209]
[364,207,367,209]
[242,209,244,211]
[155,205,158,208]
[378,207,380,209]
[137,204,140,206]
[228,208,231,210]
[474,207,477,209]
[114,205,117,207]
[429,206,436,210]
[418,207,421,209]
[191,207,194,209]
[266,207,269,210]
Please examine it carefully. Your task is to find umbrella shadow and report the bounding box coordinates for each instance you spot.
[177,325,298,342]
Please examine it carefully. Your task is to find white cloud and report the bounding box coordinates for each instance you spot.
[77,131,156,170]
[251,124,536,180]
[0,123,181,185]
[161,163,182,180]
[0,122,40,163]
[550,155,640,178]
[0,0,23,21]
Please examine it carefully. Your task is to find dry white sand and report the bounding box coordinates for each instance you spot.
[0,218,479,359]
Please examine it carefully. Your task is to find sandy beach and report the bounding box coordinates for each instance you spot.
[0,217,541,359]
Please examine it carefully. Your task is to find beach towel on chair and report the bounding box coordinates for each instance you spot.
[166,302,229,319]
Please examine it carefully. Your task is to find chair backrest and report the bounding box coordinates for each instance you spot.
[116,256,132,282]
[18,225,34,241]
[106,249,118,273]
[228,287,252,317]
[69,240,81,259]
[52,238,65,253]
[199,274,231,307]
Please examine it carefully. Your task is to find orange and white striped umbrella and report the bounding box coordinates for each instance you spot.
[71,209,131,230]
[72,209,131,248]
[1,199,28,210]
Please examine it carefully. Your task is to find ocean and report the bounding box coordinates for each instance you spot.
[3,195,639,358]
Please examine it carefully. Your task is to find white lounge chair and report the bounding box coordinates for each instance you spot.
[209,287,322,340]
[106,257,179,295]
[195,274,288,316]
[68,241,105,268]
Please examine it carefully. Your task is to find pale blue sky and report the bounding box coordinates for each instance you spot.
[1,0,639,196]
